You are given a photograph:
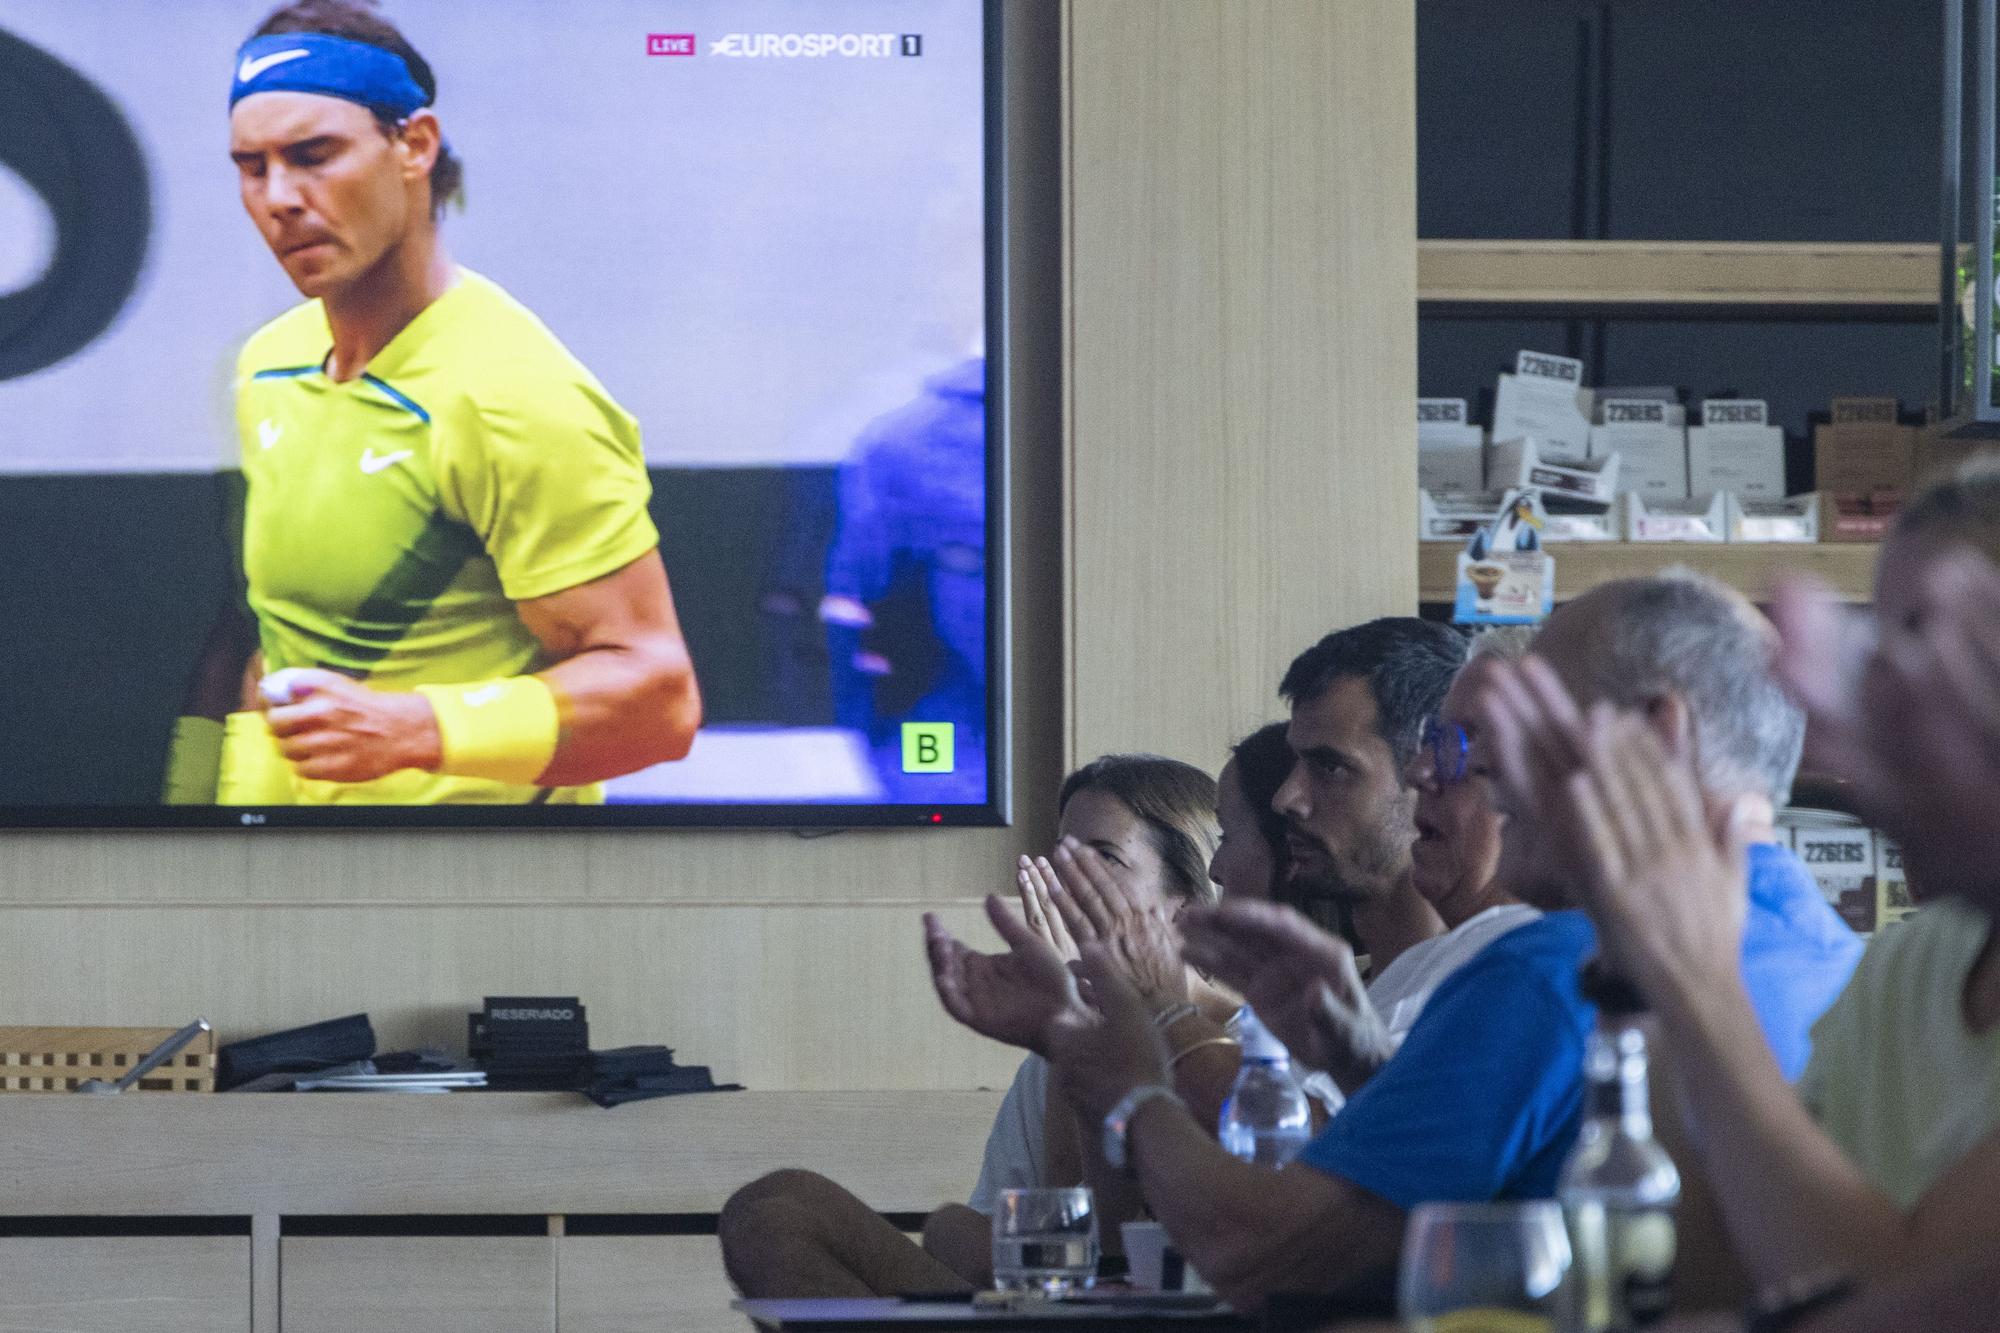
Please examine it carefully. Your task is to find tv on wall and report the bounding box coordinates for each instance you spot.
[0,0,1007,828]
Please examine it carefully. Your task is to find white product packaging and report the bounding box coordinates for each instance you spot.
[1726,493,1819,543]
[1417,399,1486,493]
[1589,397,1690,500]
[1488,436,1621,505]
[1790,817,1878,935]
[1689,399,1787,500]
[1420,488,1526,542]
[1492,351,1593,461]
[1625,492,1727,542]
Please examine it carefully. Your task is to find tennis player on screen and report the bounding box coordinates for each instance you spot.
[183,0,700,805]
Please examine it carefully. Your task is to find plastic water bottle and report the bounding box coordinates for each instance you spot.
[1218,1008,1312,1166]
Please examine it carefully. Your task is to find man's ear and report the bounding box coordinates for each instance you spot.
[396,110,442,184]
[1643,691,1693,759]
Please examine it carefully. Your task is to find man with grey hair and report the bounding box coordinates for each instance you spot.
[1483,572,1859,1079]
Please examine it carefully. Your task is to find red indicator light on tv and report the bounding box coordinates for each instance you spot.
[930,813,944,824]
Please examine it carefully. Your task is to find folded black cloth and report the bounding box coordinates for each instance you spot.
[581,1045,740,1108]
[217,1013,376,1091]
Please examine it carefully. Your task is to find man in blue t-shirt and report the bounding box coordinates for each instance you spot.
[928,573,1860,1310]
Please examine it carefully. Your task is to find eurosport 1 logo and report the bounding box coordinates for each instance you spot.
[705,32,923,58]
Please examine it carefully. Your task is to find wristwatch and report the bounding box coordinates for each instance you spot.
[1102,1084,1185,1173]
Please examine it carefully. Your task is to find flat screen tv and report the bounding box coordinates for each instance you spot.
[0,0,1007,828]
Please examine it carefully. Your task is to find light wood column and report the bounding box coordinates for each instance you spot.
[1064,0,1419,766]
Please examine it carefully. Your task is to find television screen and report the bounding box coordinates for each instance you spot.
[0,0,1005,827]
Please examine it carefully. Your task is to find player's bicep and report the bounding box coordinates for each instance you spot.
[514,549,680,663]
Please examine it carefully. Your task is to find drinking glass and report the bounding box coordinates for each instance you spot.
[991,1186,1097,1297]
[1398,1200,1572,1332]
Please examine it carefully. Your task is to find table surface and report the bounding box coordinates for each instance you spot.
[734,1297,1253,1329]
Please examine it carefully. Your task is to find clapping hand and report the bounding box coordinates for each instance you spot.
[1044,944,1174,1125]
[925,896,1082,1056]
[1180,899,1390,1092]
[1016,854,1082,963]
[1041,836,1192,1013]
[1780,549,2000,899]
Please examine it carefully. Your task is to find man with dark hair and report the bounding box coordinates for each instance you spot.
[1269,618,1464,964]
[175,0,701,805]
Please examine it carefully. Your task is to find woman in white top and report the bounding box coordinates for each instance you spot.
[721,754,1233,1297]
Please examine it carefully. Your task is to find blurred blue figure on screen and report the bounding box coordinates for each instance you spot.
[821,357,987,805]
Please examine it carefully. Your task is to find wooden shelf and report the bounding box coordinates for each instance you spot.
[1419,541,1879,605]
[1418,240,1937,318]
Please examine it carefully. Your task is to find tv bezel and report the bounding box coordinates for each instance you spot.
[3,0,1012,832]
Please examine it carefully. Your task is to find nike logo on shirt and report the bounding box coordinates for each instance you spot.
[238,48,310,82]
[359,448,414,475]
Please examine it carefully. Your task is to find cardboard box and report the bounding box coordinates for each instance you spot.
[1726,493,1819,543]
[1815,397,1914,496]
[1492,351,1593,461]
[1914,425,2000,486]
[1420,489,1517,543]
[1590,398,1690,500]
[1489,436,1621,505]
[1820,491,1902,542]
[1625,492,1727,542]
[1791,819,1877,935]
[1417,398,1486,493]
[1690,399,1787,500]
[1539,495,1622,542]
[1876,837,1916,930]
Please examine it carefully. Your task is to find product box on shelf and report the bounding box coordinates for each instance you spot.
[1820,491,1902,542]
[1789,816,1878,935]
[1417,398,1486,493]
[1489,435,1621,505]
[1876,837,1916,930]
[1815,396,1915,496]
[1420,489,1523,543]
[1589,397,1690,500]
[1492,350,1593,460]
[1625,492,1727,542]
[1539,494,1622,542]
[1726,492,1819,543]
[1690,399,1787,500]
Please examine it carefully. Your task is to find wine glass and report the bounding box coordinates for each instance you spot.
[991,1186,1097,1298]
[1398,1200,1572,1331]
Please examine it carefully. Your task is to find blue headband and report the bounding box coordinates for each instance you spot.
[229,32,431,119]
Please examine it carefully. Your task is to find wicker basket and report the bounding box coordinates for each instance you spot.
[0,1025,217,1093]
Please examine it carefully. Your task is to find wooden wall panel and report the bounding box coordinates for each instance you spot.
[0,904,1024,1089]
[1065,0,1419,765]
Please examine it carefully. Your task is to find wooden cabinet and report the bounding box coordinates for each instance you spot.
[0,1237,250,1333]
[557,1237,739,1333]
[281,1237,556,1333]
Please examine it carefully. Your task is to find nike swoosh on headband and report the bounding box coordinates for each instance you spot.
[238,48,311,82]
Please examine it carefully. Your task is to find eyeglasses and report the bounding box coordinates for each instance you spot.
[1421,716,1470,786]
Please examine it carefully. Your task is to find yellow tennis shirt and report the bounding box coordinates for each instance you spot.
[232,268,658,804]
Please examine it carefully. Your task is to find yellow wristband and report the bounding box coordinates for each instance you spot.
[161,716,226,805]
[217,710,297,805]
[416,676,560,786]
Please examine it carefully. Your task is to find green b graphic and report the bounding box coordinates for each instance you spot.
[901,722,955,773]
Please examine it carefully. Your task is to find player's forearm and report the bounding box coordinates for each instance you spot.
[1128,1099,1391,1308]
[535,634,701,784]
[1654,973,1906,1285]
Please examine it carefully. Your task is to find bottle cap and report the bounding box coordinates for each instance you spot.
[1235,1006,1289,1061]
[1579,958,1648,1017]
